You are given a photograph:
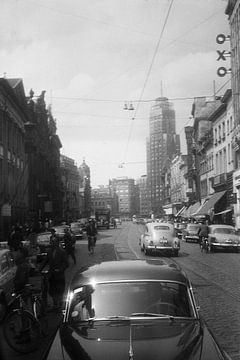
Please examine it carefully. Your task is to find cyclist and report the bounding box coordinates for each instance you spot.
[86,219,97,254]
[198,222,209,247]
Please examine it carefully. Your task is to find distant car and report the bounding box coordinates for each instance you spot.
[70,222,83,240]
[0,249,17,321]
[183,223,201,243]
[115,218,122,225]
[174,222,187,238]
[208,224,240,252]
[45,259,233,360]
[139,221,180,256]
[51,225,69,238]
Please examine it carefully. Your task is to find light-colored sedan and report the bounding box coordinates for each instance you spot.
[208,224,240,252]
[139,222,180,256]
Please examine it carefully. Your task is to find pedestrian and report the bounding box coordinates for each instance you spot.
[49,228,58,246]
[14,247,30,293]
[8,226,24,253]
[63,227,76,265]
[86,219,97,253]
[40,236,68,311]
[113,219,117,229]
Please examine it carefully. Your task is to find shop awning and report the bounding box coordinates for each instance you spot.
[194,191,226,216]
[175,206,186,217]
[182,202,201,217]
[214,208,232,216]
[188,202,201,216]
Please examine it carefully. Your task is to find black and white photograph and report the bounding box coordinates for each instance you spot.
[0,1,239,359]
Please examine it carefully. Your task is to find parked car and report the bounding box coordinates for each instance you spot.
[139,221,180,256]
[45,259,233,360]
[0,249,17,321]
[208,224,240,252]
[174,222,187,239]
[70,222,84,240]
[183,223,201,243]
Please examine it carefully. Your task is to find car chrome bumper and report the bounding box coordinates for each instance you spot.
[212,242,240,248]
[147,245,179,251]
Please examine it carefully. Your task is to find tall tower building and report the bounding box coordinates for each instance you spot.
[146,97,180,215]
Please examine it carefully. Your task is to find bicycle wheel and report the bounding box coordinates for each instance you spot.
[3,309,41,354]
[33,298,49,337]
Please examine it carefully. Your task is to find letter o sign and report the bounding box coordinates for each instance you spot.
[217,67,227,77]
[216,34,226,44]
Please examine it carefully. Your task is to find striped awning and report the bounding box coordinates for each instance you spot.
[175,206,186,217]
[194,191,226,216]
[182,202,201,217]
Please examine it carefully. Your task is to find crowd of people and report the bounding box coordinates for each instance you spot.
[7,218,99,313]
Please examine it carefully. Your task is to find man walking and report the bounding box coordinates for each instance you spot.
[63,227,76,265]
[40,236,68,311]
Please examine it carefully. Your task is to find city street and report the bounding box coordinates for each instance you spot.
[1,221,240,360]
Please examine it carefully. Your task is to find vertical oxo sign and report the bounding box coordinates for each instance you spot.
[216,33,231,77]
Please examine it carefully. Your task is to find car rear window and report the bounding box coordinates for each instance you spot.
[187,225,200,230]
[154,225,170,231]
[213,228,236,235]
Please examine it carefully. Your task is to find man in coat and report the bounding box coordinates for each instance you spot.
[40,236,68,310]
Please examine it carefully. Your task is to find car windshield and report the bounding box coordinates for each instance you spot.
[213,228,236,235]
[68,281,194,323]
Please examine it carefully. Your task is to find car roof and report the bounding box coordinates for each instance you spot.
[70,259,190,290]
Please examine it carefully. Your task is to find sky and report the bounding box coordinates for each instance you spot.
[1,0,230,187]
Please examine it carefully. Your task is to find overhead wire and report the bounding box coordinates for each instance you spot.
[122,0,174,163]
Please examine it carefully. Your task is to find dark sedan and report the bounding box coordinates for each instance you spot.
[183,223,201,243]
[45,259,232,360]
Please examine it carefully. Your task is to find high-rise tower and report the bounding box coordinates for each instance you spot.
[146,97,180,215]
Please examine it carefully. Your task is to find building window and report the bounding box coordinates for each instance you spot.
[0,144,3,157]
[7,150,11,162]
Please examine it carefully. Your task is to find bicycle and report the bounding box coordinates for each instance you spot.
[88,235,95,255]
[3,271,49,354]
[200,237,209,253]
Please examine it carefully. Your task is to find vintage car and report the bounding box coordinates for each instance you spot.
[174,222,187,239]
[183,223,201,243]
[208,224,240,252]
[45,259,232,360]
[0,249,17,321]
[70,222,84,240]
[139,222,180,256]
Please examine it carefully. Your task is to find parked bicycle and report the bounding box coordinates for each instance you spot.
[3,271,49,354]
